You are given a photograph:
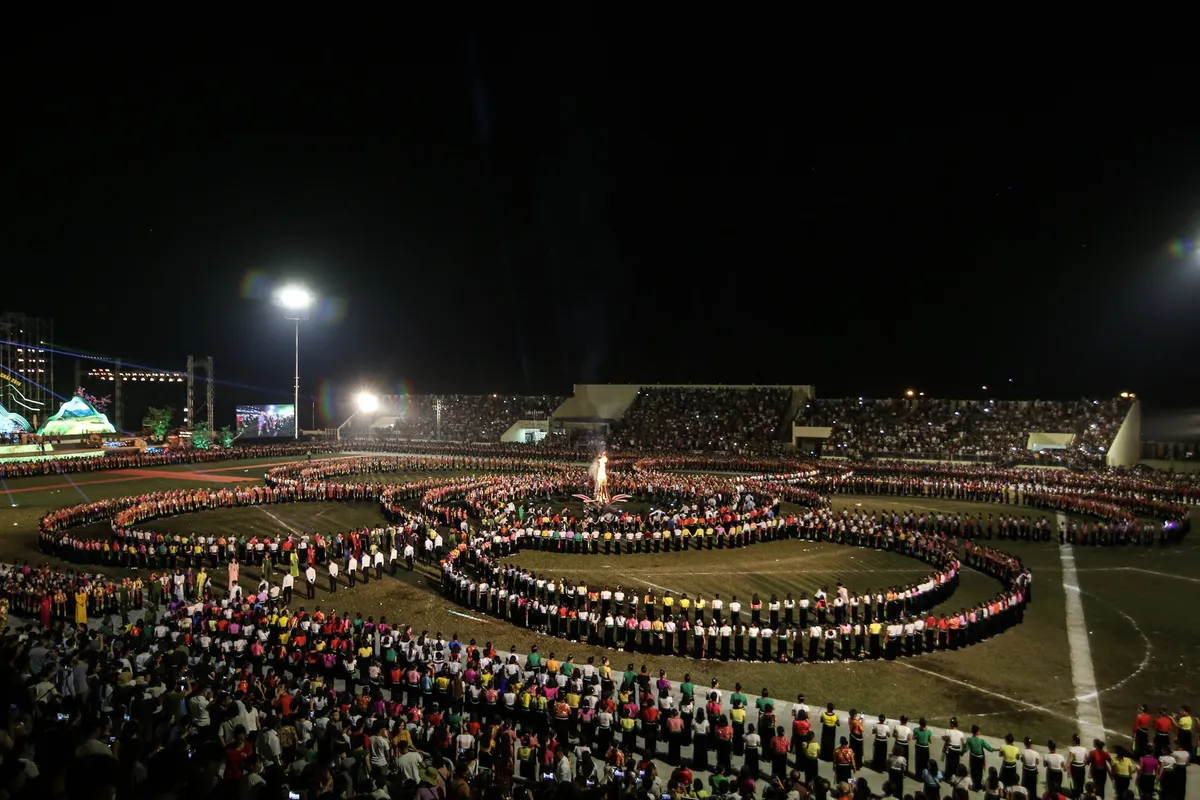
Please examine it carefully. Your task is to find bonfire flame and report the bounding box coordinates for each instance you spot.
[575,451,630,509]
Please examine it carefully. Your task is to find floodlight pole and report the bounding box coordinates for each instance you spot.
[285,316,307,440]
[293,319,300,440]
[278,285,314,441]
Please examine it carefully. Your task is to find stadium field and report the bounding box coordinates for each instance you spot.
[2,455,1197,749]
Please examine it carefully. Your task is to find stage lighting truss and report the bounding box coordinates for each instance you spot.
[85,369,185,382]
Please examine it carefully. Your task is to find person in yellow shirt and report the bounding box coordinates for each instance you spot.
[730,704,747,745]
[1110,746,1136,798]
[820,704,839,761]
[803,733,821,784]
[392,725,413,750]
[1173,706,1193,754]
[999,733,1021,786]
[74,588,88,626]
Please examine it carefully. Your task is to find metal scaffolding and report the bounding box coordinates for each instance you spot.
[0,313,54,430]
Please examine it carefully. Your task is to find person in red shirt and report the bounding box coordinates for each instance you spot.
[276,689,293,718]
[1153,707,1173,754]
[1087,739,1112,798]
[1133,704,1151,755]
[224,726,254,779]
[642,702,661,758]
[792,713,812,753]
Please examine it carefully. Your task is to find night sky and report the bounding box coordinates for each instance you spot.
[5,36,1200,425]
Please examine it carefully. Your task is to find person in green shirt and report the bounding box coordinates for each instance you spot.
[965,725,996,790]
[731,684,748,710]
[525,649,541,671]
[560,658,574,678]
[623,666,637,690]
[708,766,730,795]
[680,675,695,703]
[914,718,934,777]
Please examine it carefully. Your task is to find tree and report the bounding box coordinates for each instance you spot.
[191,421,214,450]
[142,406,175,440]
[74,387,111,413]
[219,425,234,448]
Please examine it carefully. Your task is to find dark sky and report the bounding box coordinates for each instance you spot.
[5,35,1200,424]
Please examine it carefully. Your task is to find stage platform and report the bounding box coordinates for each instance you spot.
[0,441,106,463]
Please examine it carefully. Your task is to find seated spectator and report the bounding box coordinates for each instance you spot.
[797,396,1132,464]
[614,387,793,453]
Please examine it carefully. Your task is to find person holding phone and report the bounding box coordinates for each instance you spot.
[554,746,573,784]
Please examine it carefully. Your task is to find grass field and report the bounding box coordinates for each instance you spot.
[0,455,1197,749]
[504,541,1004,618]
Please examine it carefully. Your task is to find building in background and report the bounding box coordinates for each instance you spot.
[0,313,54,430]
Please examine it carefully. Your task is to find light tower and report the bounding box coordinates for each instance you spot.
[276,285,314,440]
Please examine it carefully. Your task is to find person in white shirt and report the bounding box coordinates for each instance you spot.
[75,718,116,759]
[893,715,912,764]
[328,560,339,593]
[347,555,359,587]
[555,751,573,784]
[1019,737,1041,797]
[943,719,966,778]
[257,718,283,766]
[1066,734,1088,796]
[872,714,892,771]
[396,740,423,783]
[1043,741,1066,795]
[305,565,317,599]
[1165,743,1189,798]
[188,687,212,733]
[281,573,294,604]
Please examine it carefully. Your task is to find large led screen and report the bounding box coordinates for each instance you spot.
[235,404,295,438]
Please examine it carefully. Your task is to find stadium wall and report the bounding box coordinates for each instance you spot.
[1107,398,1141,468]
[792,424,833,457]
[500,419,550,443]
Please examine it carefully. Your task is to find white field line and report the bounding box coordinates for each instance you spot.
[255,506,294,532]
[1075,588,1153,698]
[1058,512,1106,743]
[895,660,1131,742]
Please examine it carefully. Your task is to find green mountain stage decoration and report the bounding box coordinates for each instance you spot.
[37,396,117,436]
[0,402,32,434]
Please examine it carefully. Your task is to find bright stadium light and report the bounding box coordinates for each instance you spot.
[277,285,313,311]
[276,283,316,440]
[356,392,379,413]
[905,389,915,397]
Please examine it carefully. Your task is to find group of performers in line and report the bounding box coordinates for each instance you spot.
[441,502,1031,664]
